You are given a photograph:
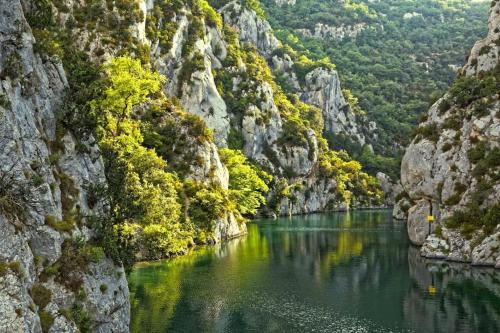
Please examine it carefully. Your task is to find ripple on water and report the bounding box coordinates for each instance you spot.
[235,291,415,333]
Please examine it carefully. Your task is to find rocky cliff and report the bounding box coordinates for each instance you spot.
[0,1,129,331]
[219,0,375,148]
[399,0,500,267]
[144,0,381,216]
[0,0,382,330]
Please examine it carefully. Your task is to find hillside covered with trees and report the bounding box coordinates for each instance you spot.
[261,0,490,165]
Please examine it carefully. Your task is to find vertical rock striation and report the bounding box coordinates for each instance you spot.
[0,1,129,331]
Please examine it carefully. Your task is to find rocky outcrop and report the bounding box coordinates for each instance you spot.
[151,7,230,146]
[220,1,280,57]
[301,67,372,146]
[219,1,375,148]
[376,172,403,206]
[273,0,296,6]
[400,1,500,265]
[297,22,367,41]
[0,1,129,331]
[185,140,247,242]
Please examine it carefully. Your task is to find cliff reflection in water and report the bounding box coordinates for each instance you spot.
[405,246,500,333]
[129,210,500,333]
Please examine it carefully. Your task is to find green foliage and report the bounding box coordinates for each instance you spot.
[31,284,52,310]
[468,141,487,164]
[100,284,108,293]
[45,215,75,233]
[179,180,229,243]
[319,150,382,204]
[442,115,462,130]
[227,127,245,150]
[70,302,92,333]
[333,143,401,181]
[219,149,272,218]
[0,260,23,278]
[39,310,54,333]
[141,101,213,177]
[0,94,11,109]
[448,71,500,108]
[445,203,500,238]
[244,0,267,18]
[413,122,439,143]
[261,0,490,154]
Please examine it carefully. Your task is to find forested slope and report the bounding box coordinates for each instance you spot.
[261,0,490,170]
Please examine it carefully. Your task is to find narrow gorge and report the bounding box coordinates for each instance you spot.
[0,0,498,332]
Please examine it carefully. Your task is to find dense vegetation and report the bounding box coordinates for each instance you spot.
[261,0,489,157]
[16,0,382,280]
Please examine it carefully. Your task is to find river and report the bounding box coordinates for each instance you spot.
[128,210,500,333]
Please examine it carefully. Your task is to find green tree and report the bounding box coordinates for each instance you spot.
[219,149,272,217]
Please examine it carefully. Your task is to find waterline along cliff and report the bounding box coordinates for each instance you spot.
[0,0,498,332]
[0,0,381,331]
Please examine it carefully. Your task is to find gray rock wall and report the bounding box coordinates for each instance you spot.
[399,0,500,265]
[0,1,129,331]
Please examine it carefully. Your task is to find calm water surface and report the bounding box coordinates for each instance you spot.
[128,210,500,333]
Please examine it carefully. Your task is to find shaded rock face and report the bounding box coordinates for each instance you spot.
[0,1,129,331]
[400,1,500,264]
[376,172,403,206]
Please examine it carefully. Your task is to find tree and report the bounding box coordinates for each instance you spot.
[219,149,272,217]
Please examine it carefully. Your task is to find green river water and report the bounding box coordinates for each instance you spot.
[128,210,500,333]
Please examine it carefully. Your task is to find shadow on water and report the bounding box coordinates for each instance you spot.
[128,210,500,333]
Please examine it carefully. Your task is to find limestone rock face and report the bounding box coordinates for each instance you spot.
[400,1,500,266]
[301,67,369,146]
[273,0,296,6]
[297,23,367,41]
[220,1,375,148]
[376,172,403,206]
[0,1,129,331]
[406,200,438,245]
[153,9,230,146]
[463,2,500,76]
[220,1,280,57]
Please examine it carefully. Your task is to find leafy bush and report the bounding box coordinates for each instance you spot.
[413,122,439,143]
[39,310,54,333]
[45,215,75,233]
[445,203,500,237]
[31,284,52,310]
[467,141,487,164]
[219,148,272,219]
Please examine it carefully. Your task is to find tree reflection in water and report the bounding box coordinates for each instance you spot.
[129,210,500,333]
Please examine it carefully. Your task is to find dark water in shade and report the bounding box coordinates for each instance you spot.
[128,210,500,333]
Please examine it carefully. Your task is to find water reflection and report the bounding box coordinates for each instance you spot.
[405,246,500,333]
[129,210,500,333]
